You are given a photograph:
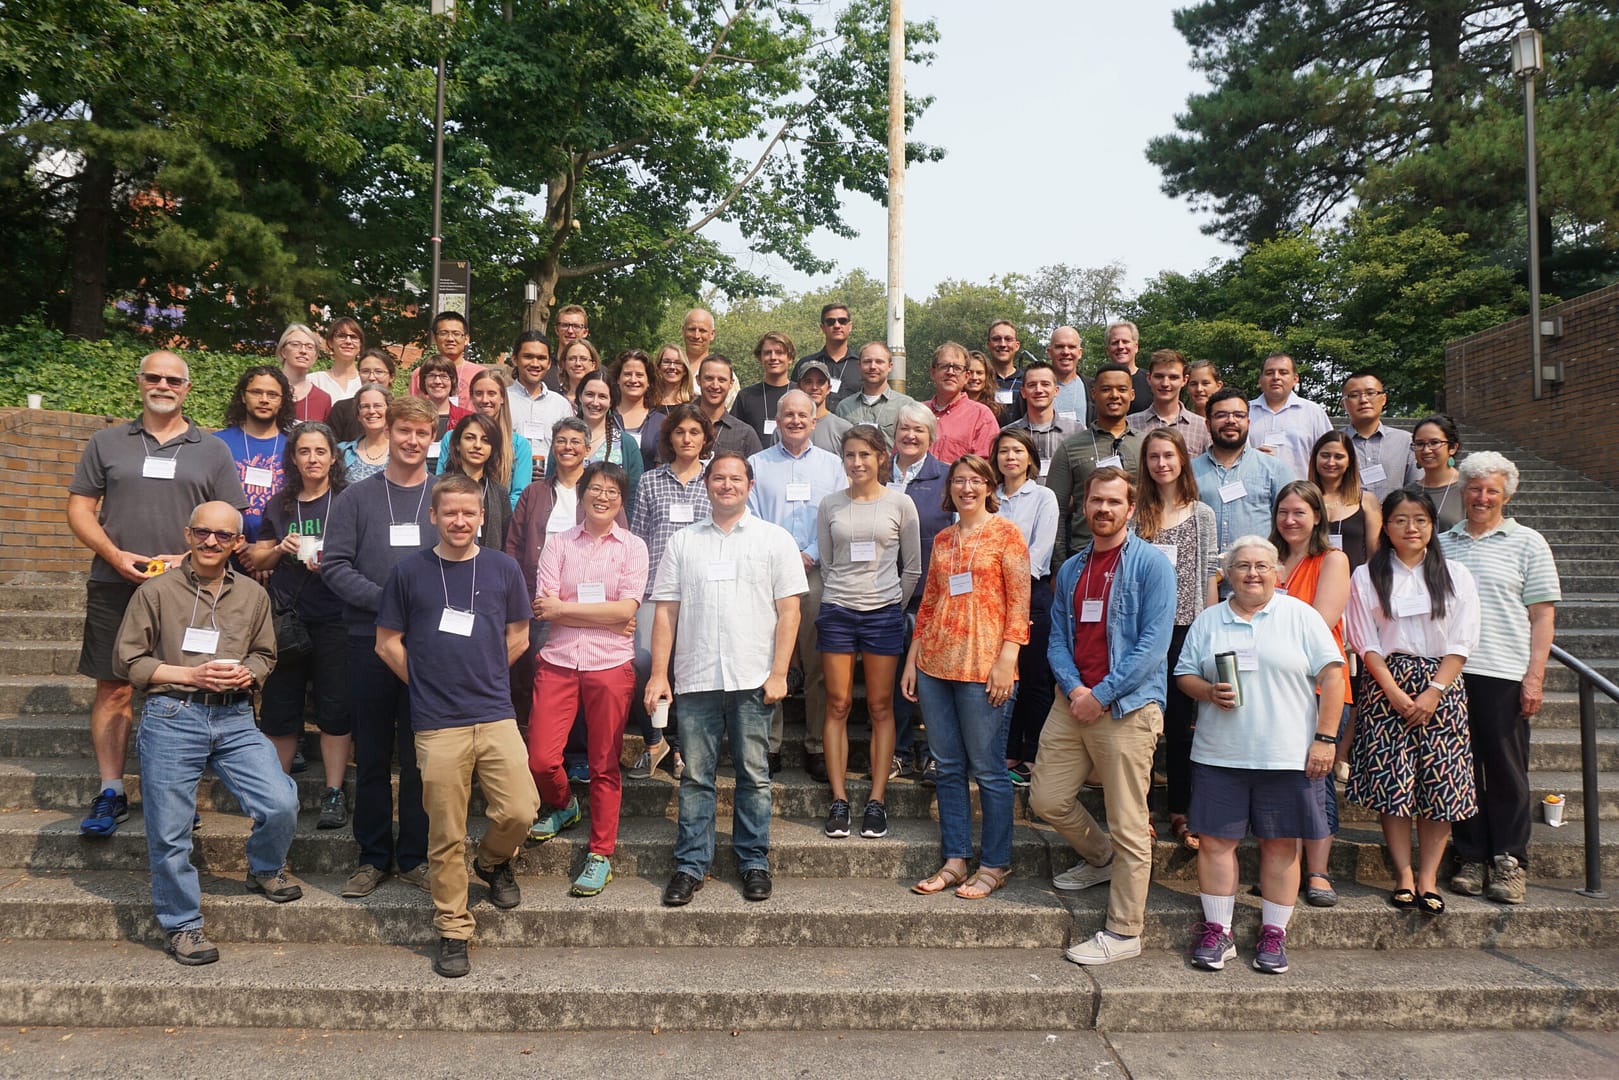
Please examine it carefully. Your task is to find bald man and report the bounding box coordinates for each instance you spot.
[683,308,738,409]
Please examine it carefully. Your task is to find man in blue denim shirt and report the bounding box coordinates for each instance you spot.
[1191,387,1292,552]
[1031,467,1174,966]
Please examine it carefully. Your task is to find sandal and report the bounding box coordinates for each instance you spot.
[1305,871,1338,908]
[954,866,1010,899]
[1418,891,1446,916]
[1171,815,1200,852]
[911,864,968,895]
[1389,887,1417,910]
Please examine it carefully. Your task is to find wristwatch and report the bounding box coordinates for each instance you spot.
[1427,680,1449,693]
[1313,732,1339,745]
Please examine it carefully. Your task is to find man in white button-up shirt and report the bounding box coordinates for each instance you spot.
[1247,352,1331,481]
[505,332,575,480]
[645,451,807,908]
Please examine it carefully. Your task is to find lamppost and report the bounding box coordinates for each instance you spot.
[1510,27,1546,400]
[886,0,906,393]
[429,0,456,317]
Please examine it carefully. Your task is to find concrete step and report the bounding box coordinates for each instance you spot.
[0,674,95,715]
[0,641,81,677]
[1525,727,1619,771]
[1554,600,1619,628]
[1523,690,1619,728]
[1546,656,1619,692]
[0,610,82,642]
[1551,629,1619,658]
[0,939,1092,1033]
[0,584,84,612]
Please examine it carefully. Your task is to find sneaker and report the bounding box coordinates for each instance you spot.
[1486,853,1528,905]
[565,759,590,783]
[166,927,220,966]
[888,754,911,781]
[1252,924,1289,974]
[1008,762,1032,788]
[1188,920,1237,971]
[824,799,852,838]
[919,756,938,786]
[434,936,470,978]
[341,863,387,898]
[1065,930,1142,966]
[1052,856,1113,892]
[245,865,304,903]
[79,788,128,837]
[474,858,521,909]
[396,862,432,892]
[290,748,308,774]
[529,796,582,842]
[570,852,612,897]
[629,741,671,779]
[1450,860,1487,896]
[860,799,889,839]
[317,787,348,829]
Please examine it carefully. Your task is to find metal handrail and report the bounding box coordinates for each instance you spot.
[1551,644,1615,898]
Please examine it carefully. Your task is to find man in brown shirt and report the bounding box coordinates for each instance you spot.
[114,500,302,966]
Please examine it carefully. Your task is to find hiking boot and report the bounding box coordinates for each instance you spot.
[529,796,582,842]
[474,858,521,909]
[1450,860,1486,896]
[1188,920,1236,971]
[1486,853,1528,905]
[824,798,851,838]
[1252,924,1289,974]
[434,937,470,978]
[80,788,128,837]
[245,865,304,903]
[166,927,220,966]
[570,853,612,897]
[341,863,387,898]
[317,787,348,829]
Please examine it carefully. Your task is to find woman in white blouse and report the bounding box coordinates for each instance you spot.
[1345,488,1480,916]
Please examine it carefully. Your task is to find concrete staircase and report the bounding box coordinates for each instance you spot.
[1,421,1617,1035]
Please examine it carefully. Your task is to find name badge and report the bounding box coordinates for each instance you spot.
[1359,462,1388,485]
[1264,432,1287,447]
[522,425,549,450]
[1236,647,1259,671]
[1097,454,1123,470]
[1080,599,1104,623]
[829,377,841,393]
[1327,533,1344,550]
[182,626,220,654]
[995,388,1014,405]
[439,608,475,636]
[1039,457,1052,477]
[948,571,973,596]
[577,581,606,604]
[1394,589,1430,618]
[143,457,178,480]
[243,466,274,489]
[1058,411,1078,423]
[707,560,736,582]
[426,442,442,460]
[1218,480,1248,503]
[849,540,877,562]
[1155,543,1178,567]
[785,482,812,502]
[669,502,695,524]
[764,420,778,437]
[389,523,421,547]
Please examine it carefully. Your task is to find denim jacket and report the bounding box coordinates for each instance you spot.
[1047,533,1175,718]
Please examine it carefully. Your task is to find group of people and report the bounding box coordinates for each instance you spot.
[66,305,1559,982]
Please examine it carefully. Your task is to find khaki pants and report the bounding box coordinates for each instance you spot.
[1029,696,1162,937]
[772,563,825,754]
[416,720,541,940]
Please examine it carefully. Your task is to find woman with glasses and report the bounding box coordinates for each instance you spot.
[339,384,392,482]
[310,318,366,403]
[649,344,694,409]
[556,339,601,403]
[1309,431,1381,569]
[436,369,530,511]
[416,356,474,470]
[277,324,332,424]
[902,454,1030,899]
[1412,415,1464,532]
[326,350,398,442]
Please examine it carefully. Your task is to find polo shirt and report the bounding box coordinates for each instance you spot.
[1438,518,1561,681]
[800,347,861,404]
[746,441,845,562]
[1004,414,1079,487]
[925,394,999,463]
[1046,423,1145,565]
[536,522,649,671]
[1247,391,1332,480]
[1127,406,1211,456]
[835,387,916,441]
[1190,447,1293,551]
[1345,423,1421,505]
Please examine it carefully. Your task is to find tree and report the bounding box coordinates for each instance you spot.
[1011,262,1127,341]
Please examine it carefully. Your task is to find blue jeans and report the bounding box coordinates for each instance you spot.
[136,694,298,933]
[673,688,772,878]
[349,636,427,872]
[915,671,1015,868]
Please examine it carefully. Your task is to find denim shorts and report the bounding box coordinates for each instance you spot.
[1188,761,1331,840]
[816,601,908,656]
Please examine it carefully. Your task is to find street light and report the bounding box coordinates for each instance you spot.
[1510,27,1548,400]
[429,0,456,317]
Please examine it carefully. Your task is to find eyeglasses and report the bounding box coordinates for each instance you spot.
[139,372,188,387]
[283,342,317,353]
[933,364,965,374]
[988,334,1017,344]
[332,332,361,342]
[822,316,850,326]
[424,373,453,383]
[950,477,989,489]
[188,527,240,544]
[434,330,467,340]
[1343,390,1385,401]
[1413,439,1451,449]
[557,321,587,332]
[1229,561,1274,575]
[1209,410,1248,422]
[584,485,622,500]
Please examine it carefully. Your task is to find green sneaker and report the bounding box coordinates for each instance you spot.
[528,795,582,842]
[570,852,613,897]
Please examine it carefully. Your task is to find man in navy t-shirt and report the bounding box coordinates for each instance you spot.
[376,473,540,979]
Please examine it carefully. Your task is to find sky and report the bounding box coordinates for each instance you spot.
[715,0,1237,303]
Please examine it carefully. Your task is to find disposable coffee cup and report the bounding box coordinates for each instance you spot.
[211,658,240,669]
[26,394,42,409]
[651,698,671,730]
[297,535,322,564]
[1214,651,1243,707]
[1544,793,1565,827]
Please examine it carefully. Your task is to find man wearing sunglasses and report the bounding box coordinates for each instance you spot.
[799,303,860,406]
[113,500,300,966]
[68,351,248,839]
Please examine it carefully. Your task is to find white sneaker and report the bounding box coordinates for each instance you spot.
[1052,857,1113,891]
[1065,930,1141,966]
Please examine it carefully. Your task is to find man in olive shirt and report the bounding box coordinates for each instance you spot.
[114,501,301,966]
[834,341,914,441]
[1048,362,1144,568]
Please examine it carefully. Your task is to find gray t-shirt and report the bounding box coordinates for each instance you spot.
[815,487,922,611]
[68,418,247,583]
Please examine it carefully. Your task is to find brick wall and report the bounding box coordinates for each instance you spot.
[0,408,126,582]
[1445,282,1619,490]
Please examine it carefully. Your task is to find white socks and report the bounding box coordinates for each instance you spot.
[1200,892,1236,933]
[1261,899,1295,931]
[102,779,126,796]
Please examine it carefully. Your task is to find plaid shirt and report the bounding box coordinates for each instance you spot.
[629,465,712,599]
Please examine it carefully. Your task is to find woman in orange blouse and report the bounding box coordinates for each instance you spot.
[901,454,1031,899]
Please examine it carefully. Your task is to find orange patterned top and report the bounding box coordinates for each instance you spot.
[913,515,1031,683]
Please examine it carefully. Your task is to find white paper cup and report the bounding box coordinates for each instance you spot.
[651,698,670,729]
[1544,794,1565,827]
[26,394,42,409]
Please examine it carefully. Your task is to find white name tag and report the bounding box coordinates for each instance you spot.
[948,571,973,596]
[243,466,274,489]
[849,540,877,562]
[1097,454,1123,470]
[439,608,475,636]
[1155,543,1178,567]
[829,377,841,393]
[995,388,1014,405]
[427,442,442,460]
[1360,462,1388,486]
[1039,457,1052,477]
[577,581,606,604]
[763,420,777,437]
[522,421,550,445]
[389,523,421,547]
[669,502,695,524]
[707,560,736,582]
[1327,533,1344,550]
[1080,599,1104,623]
[143,457,178,480]
[1218,480,1248,503]
[1058,411,1079,423]
[785,482,812,502]
[182,626,220,654]
[1394,589,1430,618]
[1264,432,1287,447]
[1236,647,1259,671]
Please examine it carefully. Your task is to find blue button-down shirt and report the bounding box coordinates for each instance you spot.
[746,441,845,563]
[1191,447,1294,551]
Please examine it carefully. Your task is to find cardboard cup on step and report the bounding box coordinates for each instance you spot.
[1544,793,1565,827]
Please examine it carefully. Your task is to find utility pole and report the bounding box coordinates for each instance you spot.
[886,0,907,393]
[1511,27,1546,400]
[429,0,456,316]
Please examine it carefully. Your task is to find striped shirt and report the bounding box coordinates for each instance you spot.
[1438,518,1561,681]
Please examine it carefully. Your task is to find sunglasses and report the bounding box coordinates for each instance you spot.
[188,527,240,544]
[823,316,851,326]
[140,373,188,388]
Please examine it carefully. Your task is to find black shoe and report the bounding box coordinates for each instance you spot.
[860,799,889,839]
[919,756,938,786]
[786,666,805,697]
[474,858,521,910]
[767,751,782,776]
[1008,762,1033,788]
[741,868,772,901]
[662,870,704,906]
[434,937,470,978]
[824,798,852,838]
[805,752,829,783]
[290,748,308,774]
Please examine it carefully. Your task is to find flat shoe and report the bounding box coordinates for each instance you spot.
[1418,891,1446,916]
[1304,871,1338,907]
[954,866,1009,899]
[911,865,967,895]
[1389,887,1417,910]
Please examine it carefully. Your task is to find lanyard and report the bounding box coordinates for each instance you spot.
[384,478,428,526]
[141,430,183,467]
[187,577,222,632]
[1079,545,1116,604]
[296,490,332,535]
[247,431,284,466]
[438,550,478,612]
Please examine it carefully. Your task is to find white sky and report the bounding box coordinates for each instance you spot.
[718,0,1237,301]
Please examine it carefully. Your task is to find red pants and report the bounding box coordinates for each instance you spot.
[528,658,635,855]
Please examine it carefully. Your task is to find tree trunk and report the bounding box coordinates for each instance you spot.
[67,153,114,340]
[524,258,561,333]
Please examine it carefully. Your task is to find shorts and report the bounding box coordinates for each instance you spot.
[815,601,908,656]
[1188,761,1331,841]
[77,579,141,682]
[258,619,352,737]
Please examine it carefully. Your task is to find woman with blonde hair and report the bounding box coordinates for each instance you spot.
[649,343,693,408]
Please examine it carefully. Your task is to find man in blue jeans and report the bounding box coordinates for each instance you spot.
[645,451,807,906]
[113,501,301,966]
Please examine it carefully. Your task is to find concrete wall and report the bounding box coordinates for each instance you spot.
[1445,282,1619,490]
[0,408,124,582]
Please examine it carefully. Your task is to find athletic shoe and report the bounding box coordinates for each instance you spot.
[1486,853,1528,904]
[918,756,938,786]
[1052,856,1113,892]
[166,928,220,966]
[888,754,911,781]
[1188,920,1236,971]
[570,853,612,897]
[565,759,591,782]
[1252,924,1289,974]
[1450,861,1486,896]
[860,799,889,839]
[245,865,304,903]
[317,787,348,829]
[474,858,521,908]
[1008,762,1032,788]
[824,799,851,838]
[80,788,128,837]
[1065,930,1142,966]
[628,742,670,779]
[529,795,582,842]
[434,937,470,978]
